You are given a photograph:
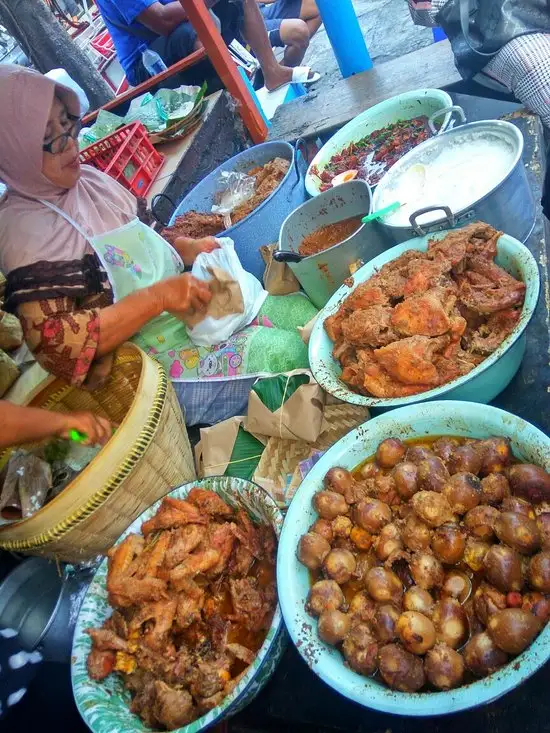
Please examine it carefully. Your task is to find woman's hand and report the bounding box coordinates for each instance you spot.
[173,235,220,267]
[54,411,113,446]
[151,273,212,318]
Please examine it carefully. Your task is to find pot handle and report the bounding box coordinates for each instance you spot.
[151,193,178,228]
[429,105,467,135]
[273,250,304,263]
[293,137,308,181]
[409,205,455,236]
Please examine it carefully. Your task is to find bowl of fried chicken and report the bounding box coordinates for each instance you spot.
[71,477,285,733]
[308,223,539,407]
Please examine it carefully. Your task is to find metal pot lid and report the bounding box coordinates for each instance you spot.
[373,120,523,230]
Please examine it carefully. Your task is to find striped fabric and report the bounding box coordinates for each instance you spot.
[407,1,550,126]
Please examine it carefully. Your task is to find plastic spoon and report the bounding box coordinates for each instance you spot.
[361,201,403,224]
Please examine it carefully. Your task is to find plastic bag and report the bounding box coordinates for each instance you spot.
[187,237,268,347]
[211,171,256,217]
[0,450,52,519]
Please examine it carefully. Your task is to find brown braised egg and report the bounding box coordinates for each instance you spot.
[376,438,406,468]
[297,434,550,695]
[378,643,426,692]
[425,643,465,690]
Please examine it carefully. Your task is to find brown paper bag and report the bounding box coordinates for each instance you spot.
[298,314,319,345]
[245,369,325,443]
[195,416,267,477]
[182,267,244,328]
[260,244,300,296]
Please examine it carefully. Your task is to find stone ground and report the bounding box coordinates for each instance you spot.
[285,0,435,87]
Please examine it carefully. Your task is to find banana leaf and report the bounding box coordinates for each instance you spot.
[224,427,264,481]
[251,373,310,413]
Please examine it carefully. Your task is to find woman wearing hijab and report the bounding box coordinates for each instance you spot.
[0,65,316,426]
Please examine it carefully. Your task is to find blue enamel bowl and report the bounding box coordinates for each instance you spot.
[277,401,550,716]
[308,230,540,408]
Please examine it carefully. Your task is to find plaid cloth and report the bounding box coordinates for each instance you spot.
[174,377,254,426]
[407,1,550,126]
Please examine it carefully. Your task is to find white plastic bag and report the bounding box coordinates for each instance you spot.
[188,237,268,347]
[45,69,90,116]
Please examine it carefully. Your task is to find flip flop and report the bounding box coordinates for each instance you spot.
[266,66,321,94]
[291,65,321,85]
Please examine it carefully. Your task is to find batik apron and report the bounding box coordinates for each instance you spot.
[38,200,314,383]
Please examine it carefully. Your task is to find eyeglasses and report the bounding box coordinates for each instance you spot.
[42,114,82,155]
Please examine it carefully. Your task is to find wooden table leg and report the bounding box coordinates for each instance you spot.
[179,0,268,144]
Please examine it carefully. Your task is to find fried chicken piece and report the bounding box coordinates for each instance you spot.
[108,610,129,640]
[169,549,221,586]
[176,590,205,629]
[402,257,451,297]
[135,530,171,579]
[109,576,168,608]
[86,627,129,652]
[468,308,521,355]
[427,231,467,267]
[134,641,177,680]
[228,541,255,577]
[391,289,453,337]
[464,223,501,259]
[433,355,462,385]
[187,487,234,517]
[141,497,206,536]
[107,534,144,584]
[229,577,271,632]
[227,642,256,665]
[130,675,158,728]
[458,269,496,289]
[344,283,389,310]
[87,648,115,680]
[373,335,449,386]
[153,681,196,731]
[189,657,231,700]
[230,508,262,559]
[332,340,356,365]
[208,522,237,575]
[164,524,204,569]
[129,599,177,650]
[466,255,524,289]
[341,305,397,347]
[458,280,525,314]
[324,311,347,341]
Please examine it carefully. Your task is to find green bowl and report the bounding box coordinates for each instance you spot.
[309,229,540,407]
[305,88,453,197]
[71,476,285,733]
[277,400,550,716]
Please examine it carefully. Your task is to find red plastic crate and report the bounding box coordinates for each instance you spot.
[91,29,116,60]
[79,122,165,197]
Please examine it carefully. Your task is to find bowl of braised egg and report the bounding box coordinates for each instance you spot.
[277,401,550,715]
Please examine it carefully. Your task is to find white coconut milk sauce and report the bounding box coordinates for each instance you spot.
[376,130,516,227]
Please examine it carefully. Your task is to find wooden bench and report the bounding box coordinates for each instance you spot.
[268,39,462,142]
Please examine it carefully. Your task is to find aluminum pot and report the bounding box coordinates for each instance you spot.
[168,140,308,280]
[372,120,536,244]
[0,557,92,663]
[276,180,391,308]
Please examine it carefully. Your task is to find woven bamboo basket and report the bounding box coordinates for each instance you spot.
[0,343,196,562]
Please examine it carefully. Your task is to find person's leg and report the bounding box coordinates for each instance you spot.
[239,0,294,89]
[149,22,203,67]
[299,0,322,37]
[278,18,310,66]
